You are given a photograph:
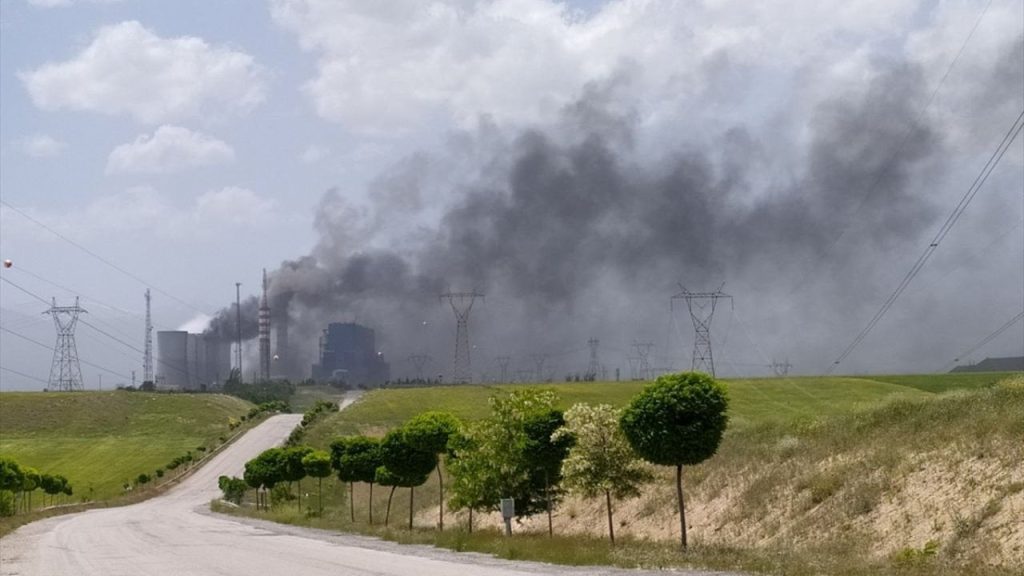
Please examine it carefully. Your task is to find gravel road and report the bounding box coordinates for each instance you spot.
[0,393,737,576]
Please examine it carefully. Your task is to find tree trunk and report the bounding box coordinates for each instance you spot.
[605,490,615,545]
[437,465,444,531]
[349,482,354,522]
[297,479,302,513]
[408,486,414,530]
[385,486,396,526]
[545,470,553,537]
[369,481,375,525]
[318,476,323,516]
[676,464,687,550]
[468,508,473,533]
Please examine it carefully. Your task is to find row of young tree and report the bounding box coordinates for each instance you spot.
[228,372,727,549]
[0,456,74,517]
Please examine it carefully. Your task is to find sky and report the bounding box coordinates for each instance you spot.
[0,0,1021,391]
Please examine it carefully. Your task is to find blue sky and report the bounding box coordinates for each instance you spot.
[1,0,1021,389]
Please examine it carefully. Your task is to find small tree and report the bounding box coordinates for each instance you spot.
[378,428,436,530]
[302,450,332,516]
[282,446,313,511]
[21,466,41,513]
[554,403,652,544]
[523,409,573,536]
[374,466,401,527]
[218,475,248,504]
[0,457,22,516]
[244,447,286,510]
[620,372,729,550]
[330,436,381,523]
[403,411,460,530]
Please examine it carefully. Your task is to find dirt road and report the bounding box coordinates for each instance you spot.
[0,395,734,576]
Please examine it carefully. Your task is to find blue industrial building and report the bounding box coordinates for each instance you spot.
[311,322,390,386]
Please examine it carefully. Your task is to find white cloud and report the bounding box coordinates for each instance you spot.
[269,0,927,134]
[21,20,265,123]
[23,134,66,157]
[106,125,234,174]
[194,186,276,227]
[299,144,329,164]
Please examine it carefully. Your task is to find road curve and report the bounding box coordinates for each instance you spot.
[0,396,736,576]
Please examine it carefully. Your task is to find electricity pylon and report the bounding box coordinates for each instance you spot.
[408,354,431,379]
[440,291,483,384]
[46,297,86,391]
[671,284,732,377]
[770,359,793,377]
[496,356,511,382]
[143,289,153,384]
[530,353,548,382]
[586,338,600,380]
[631,341,654,380]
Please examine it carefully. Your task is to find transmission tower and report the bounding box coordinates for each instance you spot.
[440,291,483,384]
[770,359,793,377]
[631,341,654,380]
[45,297,86,391]
[234,282,242,376]
[671,284,732,377]
[143,289,153,384]
[586,338,600,380]
[530,353,549,382]
[496,356,511,382]
[408,354,431,380]
[258,269,271,381]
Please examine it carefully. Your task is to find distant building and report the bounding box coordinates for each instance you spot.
[311,322,390,386]
[950,356,1024,373]
[156,331,232,390]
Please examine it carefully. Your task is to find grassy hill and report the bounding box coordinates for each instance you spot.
[0,391,251,501]
[267,371,1022,576]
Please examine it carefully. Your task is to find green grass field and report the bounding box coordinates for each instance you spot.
[0,391,251,501]
[303,372,1009,445]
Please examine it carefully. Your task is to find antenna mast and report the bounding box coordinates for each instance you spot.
[143,289,153,384]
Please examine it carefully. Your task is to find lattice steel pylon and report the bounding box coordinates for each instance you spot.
[586,338,600,380]
[440,291,483,384]
[45,297,86,391]
[143,289,153,384]
[408,354,431,380]
[496,356,511,382]
[530,353,548,382]
[631,341,654,380]
[671,284,732,377]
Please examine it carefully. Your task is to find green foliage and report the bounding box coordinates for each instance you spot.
[0,457,23,491]
[620,372,729,467]
[0,490,14,517]
[281,446,313,484]
[329,436,381,483]
[403,411,460,455]
[224,376,296,406]
[218,475,248,504]
[136,473,151,485]
[244,448,285,489]
[301,450,332,479]
[556,404,652,500]
[378,428,436,487]
[446,389,570,518]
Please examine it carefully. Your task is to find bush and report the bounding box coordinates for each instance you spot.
[137,473,151,485]
[155,468,165,478]
[0,490,14,517]
[218,475,248,504]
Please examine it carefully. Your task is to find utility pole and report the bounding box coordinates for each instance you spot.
[235,282,242,378]
[586,338,600,380]
[143,289,153,385]
[45,297,86,391]
[440,291,483,384]
[671,284,732,378]
[496,356,511,382]
[530,353,548,383]
[408,354,431,380]
[631,341,654,381]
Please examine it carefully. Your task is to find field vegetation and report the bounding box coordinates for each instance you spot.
[216,371,1023,575]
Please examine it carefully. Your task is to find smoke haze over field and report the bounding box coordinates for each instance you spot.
[208,49,1022,380]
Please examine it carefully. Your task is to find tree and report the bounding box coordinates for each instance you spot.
[21,466,41,513]
[374,466,401,527]
[446,389,568,531]
[0,457,22,516]
[244,447,286,510]
[555,403,651,544]
[302,450,332,516]
[403,411,460,530]
[620,372,729,550]
[330,436,381,523]
[523,409,573,536]
[218,475,248,504]
[282,446,313,511]
[378,427,436,530]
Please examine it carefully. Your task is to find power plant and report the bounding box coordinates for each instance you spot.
[155,331,231,391]
[311,322,390,386]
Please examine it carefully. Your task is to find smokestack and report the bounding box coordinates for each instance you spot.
[258,268,271,381]
[274,298,290,377]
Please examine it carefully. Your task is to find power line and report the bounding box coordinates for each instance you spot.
[827,108,1024,373]
[1,200,213,315]
[793,0,998,292]
[0,365,49,385]
[942,310,1024,372]
[0,324,132,380]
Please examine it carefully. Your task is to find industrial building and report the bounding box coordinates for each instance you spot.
[311,322,390,386]
[156,331,232,391]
